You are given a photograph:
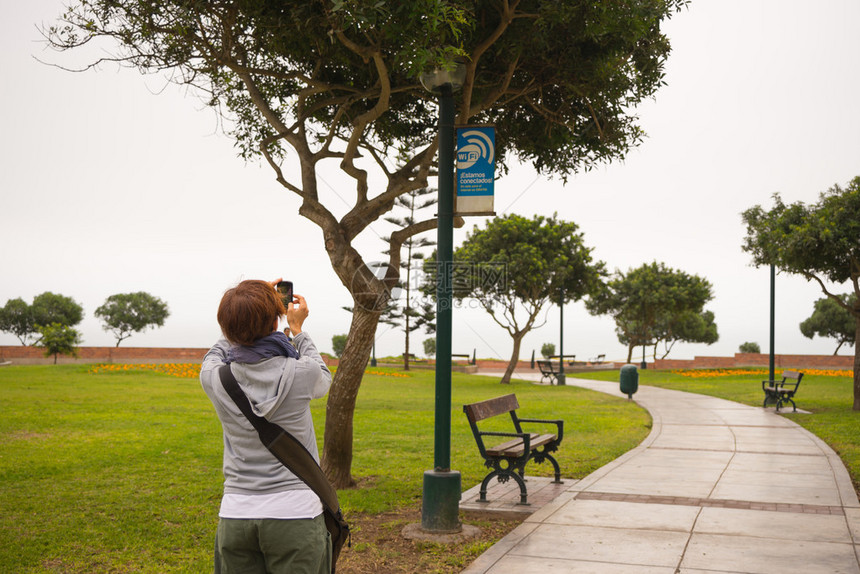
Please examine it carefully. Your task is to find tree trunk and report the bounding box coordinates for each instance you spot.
[853,318,859,411]
[404,322,410,371]
[321,305,380,488]
[500,332,525,385]
[626,344,634,364]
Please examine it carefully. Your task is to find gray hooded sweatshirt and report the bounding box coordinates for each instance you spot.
[200,332,332,495]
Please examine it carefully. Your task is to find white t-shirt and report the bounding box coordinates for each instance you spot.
[219,489,323,519]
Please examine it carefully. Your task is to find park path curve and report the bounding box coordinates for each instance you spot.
[462,374,860,574]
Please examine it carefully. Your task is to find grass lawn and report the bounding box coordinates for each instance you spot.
[0,364,650,573]
[574,368,860,493]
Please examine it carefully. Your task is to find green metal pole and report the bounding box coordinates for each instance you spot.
[421,84,461,533]
[434,85,454,471]
[769,264,775,381]
[558,286,565,385]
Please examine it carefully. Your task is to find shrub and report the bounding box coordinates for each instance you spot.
[738,341,761,353]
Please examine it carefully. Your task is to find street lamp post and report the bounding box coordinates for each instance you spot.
[420,64,466,533]
[769,264,775,382]
[557,286,566,385]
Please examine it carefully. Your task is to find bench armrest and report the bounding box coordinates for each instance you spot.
[517,418,564,444]
[762,380,781,390]
[478,431,528,439]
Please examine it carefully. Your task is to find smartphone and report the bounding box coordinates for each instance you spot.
[276,280,293,307]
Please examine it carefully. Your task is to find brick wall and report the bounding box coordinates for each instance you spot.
[0,345,211,365]
[654,353,854,370]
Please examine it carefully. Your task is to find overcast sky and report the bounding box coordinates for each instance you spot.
[2,0,859,363]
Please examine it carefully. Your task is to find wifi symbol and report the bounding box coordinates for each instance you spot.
[457,130,495,170]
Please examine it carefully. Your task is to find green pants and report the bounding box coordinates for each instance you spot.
[214,514,331,574]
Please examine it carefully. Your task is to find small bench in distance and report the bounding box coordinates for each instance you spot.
[762,370,803,412]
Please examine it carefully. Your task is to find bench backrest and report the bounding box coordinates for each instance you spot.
[463,394,519,423]
[783,370,803,389]
[536,360,554,375]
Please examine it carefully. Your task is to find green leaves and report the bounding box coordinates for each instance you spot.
[742,176,860,287]
[0,298,36,345]
[94,292,170,347]
[799,294,857,354]
[454,213,605,307]
[36,323,83,363]
[31,292,85,329]
[586,261,716,358]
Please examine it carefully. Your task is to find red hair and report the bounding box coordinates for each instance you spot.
[217,280,286,346]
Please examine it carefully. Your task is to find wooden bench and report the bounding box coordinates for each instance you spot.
[589,354,605,364]
[463,394,563,505]
[536,360,560,384]
[762,370,804,412]
[452,350,476,365]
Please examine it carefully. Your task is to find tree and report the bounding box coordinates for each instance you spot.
[331,334,348,359]
[587,262,715,363]
[423,338,436,358]
[541,343,556,359]
[449,214,605,384]
[46,0,688,487]
[651,309,718,360]
[36,323,82,364]
[739,341,761,354]
[742,176,860,410]
[800,294,857,355]
[383,187,437,370]
[0,298,37,345]
[94,292,170,347]
[31,292,84,330]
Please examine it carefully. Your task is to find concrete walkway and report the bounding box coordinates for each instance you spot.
[462,374,860,574]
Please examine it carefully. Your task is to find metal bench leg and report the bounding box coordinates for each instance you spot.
[546,453,563,484]
[510,471,529,505]
[478,472,495,503]
[477,469,530,505]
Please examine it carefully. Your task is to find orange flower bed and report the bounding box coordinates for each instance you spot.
[672,368,853,378]
[89,363,201,378]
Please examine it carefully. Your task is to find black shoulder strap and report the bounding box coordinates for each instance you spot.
[218,364,340,513]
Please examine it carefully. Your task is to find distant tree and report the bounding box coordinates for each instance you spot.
[94,292,170,347]
[742,176,860,410]
[541,343,556,359]
[0,298,37,345]
[800,294,857,355]
[652,309,718,360]
[36,323,82,364]
[31,292,84,329]
[449,214,605,384]
[587,262,715,363]
[423,338,436,358]
[332,335,348,359]
[383,187,437,371]
[739,342,761,354]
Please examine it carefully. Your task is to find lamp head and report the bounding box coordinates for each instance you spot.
[420,62,466,94]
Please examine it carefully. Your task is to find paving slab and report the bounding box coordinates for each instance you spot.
[461,372,860,574]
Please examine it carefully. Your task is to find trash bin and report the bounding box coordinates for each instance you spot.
[619,364,638,399]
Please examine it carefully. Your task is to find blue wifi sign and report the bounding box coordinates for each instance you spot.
[455,126,496,215]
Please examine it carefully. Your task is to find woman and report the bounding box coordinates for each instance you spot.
[200,279,332,573]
